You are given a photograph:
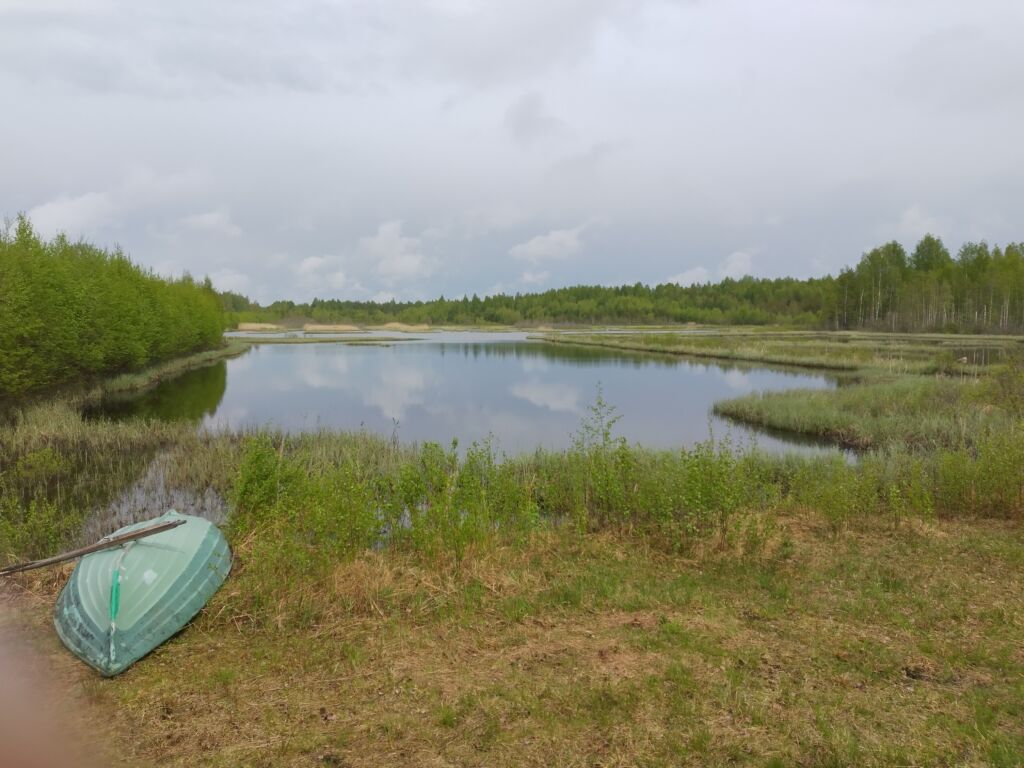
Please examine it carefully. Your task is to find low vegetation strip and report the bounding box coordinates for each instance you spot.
[3,385,1022,570]
[0,216,224,396]
[1,298,1022,763]
[97,342,250,399]
[220,234,1024,333]
[3,400,1024,764]
[0,331,1021,766]
[544,330,1024,454]
[715,373,1023,451]
[542,333,862,370]
[542,330,1024,374]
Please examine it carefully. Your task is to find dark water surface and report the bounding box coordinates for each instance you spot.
[92,334,845,457]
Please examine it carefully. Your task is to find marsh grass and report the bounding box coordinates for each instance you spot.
[0,343,250,562]
[546,329,1023,374]
[2,333,1023,765]
[96,341,250,397]
[199,388,1022,635]
[714,375,1015,449]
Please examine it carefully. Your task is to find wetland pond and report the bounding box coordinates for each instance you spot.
[91,332,846,457]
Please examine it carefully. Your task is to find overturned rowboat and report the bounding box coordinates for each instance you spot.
[53,510,231,677]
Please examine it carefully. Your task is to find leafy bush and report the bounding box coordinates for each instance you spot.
[0,215,224,395]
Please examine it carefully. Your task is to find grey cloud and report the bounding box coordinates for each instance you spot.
[549,141,627,177]
[391,0,650,86]
[1,0,1022,302]
[890,21,1024,114]
[509,225,587,264]
[0,0,647,95]
[504,92,564,146]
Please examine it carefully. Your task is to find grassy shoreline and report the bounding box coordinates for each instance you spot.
[1,331,1023,765]
[540,333,862,370]
[2,413,1023,765]
[96,341,251,399]
[541,330,1024,374]
[713,374,1021,451]
[543,331,1024,451]
[228,337,407,346]
[0,342,250,418]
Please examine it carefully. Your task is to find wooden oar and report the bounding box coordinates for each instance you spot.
[0,518,187,577]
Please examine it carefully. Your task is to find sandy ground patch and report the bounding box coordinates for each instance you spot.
[377,322,431,332]
[303,324,360,333]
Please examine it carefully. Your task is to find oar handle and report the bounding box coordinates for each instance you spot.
[0,518,187,576]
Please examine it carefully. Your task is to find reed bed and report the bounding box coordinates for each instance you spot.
[545,330,1024,374]
[5,406,1023,765]
[2,332,1024,766]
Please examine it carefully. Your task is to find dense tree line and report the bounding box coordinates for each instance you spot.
[831,236,1024,332]
[228,234,1024,333]
[227,278,834,328]
[0,216,224,395]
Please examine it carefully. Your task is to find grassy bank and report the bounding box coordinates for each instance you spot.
[545,330,1024,452]
[0,341,250,418]
[1,332,1023,765]
[2,402,1023,764]
[228,337,405,346]
[716,371,1023,451]
[542,330,1023,374]
[0,344,249,559]
[96,342,250,399]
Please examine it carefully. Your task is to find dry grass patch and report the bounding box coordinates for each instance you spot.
[236,323,282,331]
[377,323,431,332]
[303,324,360,333]
[3,516,1023,766]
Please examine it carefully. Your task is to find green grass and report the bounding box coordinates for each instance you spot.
[715,373,1020,450]
[2,331,1024,765]
[543,329,1023,374]
[97,341,250,397]
[8,515,1024,766]
[545,329,1024,452]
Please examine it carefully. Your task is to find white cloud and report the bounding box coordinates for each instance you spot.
[27,192,116,238]
[0,0,113,11]
[718,250,753,279]
[359,221,431,284]
[180,209,241,237]
[896,204,944,242]
[483,282,510,297]
[209,267,251,294]
[667,267,710,286]
[25,167,208,242]
[298,255,329,275]
[297,356,350,390]
[504,91,564,146]
[668,251,752,286]
[292,254,349,298]
[327,270,348,290]
[6,2,1024,299]
[365,366,432,421]
[520,270,550,285]
[509,225,585,264]
[722,369,752,392]
[509,380,580,413]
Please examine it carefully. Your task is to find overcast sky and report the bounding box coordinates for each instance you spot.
[2,0,1022,303]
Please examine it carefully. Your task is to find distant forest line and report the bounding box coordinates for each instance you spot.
[3,213,1023,398]
[1,216,223,396]
[224,235,1024,333]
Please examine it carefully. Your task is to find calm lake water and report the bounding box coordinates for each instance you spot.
[93,333,845,457]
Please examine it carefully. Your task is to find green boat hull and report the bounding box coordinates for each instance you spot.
[54,510,231,677]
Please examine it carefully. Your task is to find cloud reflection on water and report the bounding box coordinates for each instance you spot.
[509,379,581,413]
